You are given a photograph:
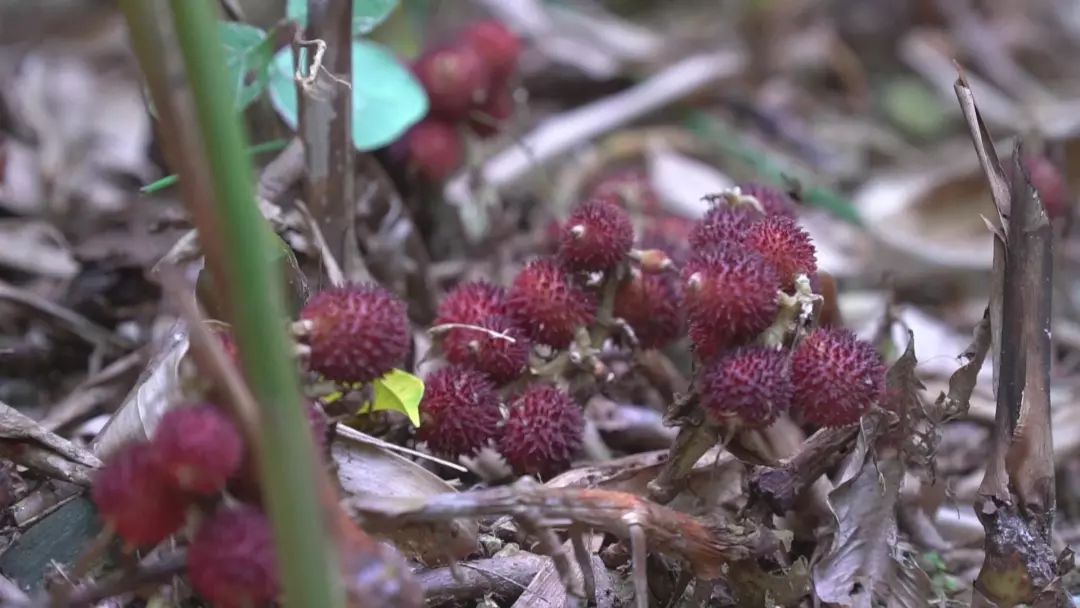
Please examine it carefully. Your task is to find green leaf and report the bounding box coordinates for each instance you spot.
[287,0,399,36]
[219,21,274,110]
[358,369,424,427]
[267,40,428,151]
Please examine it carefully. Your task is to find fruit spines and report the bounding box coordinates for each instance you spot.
[507,258,597,347]
[499,385,583,478]
[416,366,504,459]
[699,347,793,428]
[790,328,886,427]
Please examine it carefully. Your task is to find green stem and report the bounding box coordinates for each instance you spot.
[164,2,344,607]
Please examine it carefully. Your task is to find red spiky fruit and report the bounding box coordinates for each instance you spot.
[300,283,410,385]
[680,245,781,359]
[405,119,463,182]
[91,442,189,547]
[791,328,886,427]
[688,204,762,250]
[558,197,635,272]
[613,270,682,349]
[468,85,514,138]
[461,20,522,81]
[444,315,530,384]
[416,366,504,458]
[187,506,279,608]
[499,385,583,478]
[699,347,793,428]
[737,182,798,218]
[413,43,492,120]
[507,258,597,347]
[435,281,508,362]
[743,216,817,289]
[151,404,243,495]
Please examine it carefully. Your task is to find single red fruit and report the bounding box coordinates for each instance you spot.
[436,281,508,361]
[791,328,886,427]
[444,315,530,384]
[187,506,279,608]
[416,366,504,459]
[406,119,463,182]
[300,283,410,385]
[743,216,817,290]
[413,43,492,120]
[688,204,762,251]
[699,347,792,428]
[436,281,507,329]
[499,385,583,478]
[507,258,597,347]
[468,85,514,138]
[461,20,522,81]
[558,197,635,272]
[680,245,781,359]
[151,404,243,495]
[613,270,682,349]
[737,182,798,218]
[91,442,189,548]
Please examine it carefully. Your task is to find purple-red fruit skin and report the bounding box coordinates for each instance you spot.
[462,20,522,81]
[688,204,762,251]
[436,281,508,362]
[737,182,798,218]
[187,506,279,608]
[468,85,514,138]
[507,259,597,347]
[91,442,189,548]
[791,328,886,427]
[152,404,243,495]
[743,216,817,289]
[700,347,793,428]
[445,315,529,384]
[416,366,504,459]
[499,385,583,478]
[558,197,635,272]
[301,284,410,385]
[413,44,492,121]
[680,245,781,359]
[613,272,682,349]
[406,119,463,182]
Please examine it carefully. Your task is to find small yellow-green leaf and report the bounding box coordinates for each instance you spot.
[359,369,424,427]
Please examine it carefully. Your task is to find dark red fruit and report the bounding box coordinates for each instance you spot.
[91,442,189,547]
[743,216,817,289]
[507,258,597,347]
[558,198,635,272]
[737,182,798,218]
[151,404,243,495]
[688,204,762,251]
[699,347,792,428]
[680,245,781,359]
[416,366,504,459]
[499,385,583,478]
[461,20,522,81]
[413,44,492,120]
[187,506,279,608]
[444,315,530,384]
[640,216,694,266]
[300,283,410,385]
[436,281,508,360]
[406,119,463,182]
[613,271,682,349]
[468,85,514,138]
[791,328,886,427]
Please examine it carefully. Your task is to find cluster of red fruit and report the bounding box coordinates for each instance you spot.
[402,20,522,181]
[91,404,283,607]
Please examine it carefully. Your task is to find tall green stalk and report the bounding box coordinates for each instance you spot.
[158,2,345,606]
